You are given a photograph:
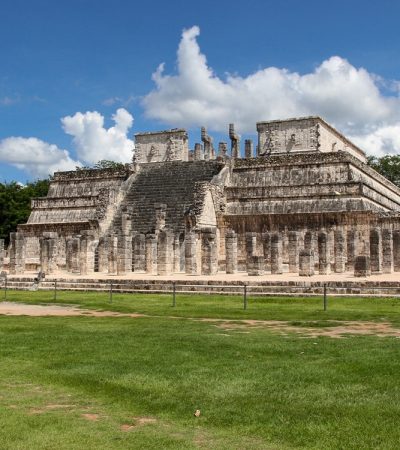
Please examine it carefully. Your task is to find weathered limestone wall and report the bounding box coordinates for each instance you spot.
[135,129,189,163]
[256,116,366,162]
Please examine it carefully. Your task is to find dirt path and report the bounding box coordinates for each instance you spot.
[1,302,400,338]
[0,302,144,318]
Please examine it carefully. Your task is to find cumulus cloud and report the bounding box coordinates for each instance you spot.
[0,108,135,178]
[143,26,400,156]
[0,137,80,178]
[61,108,134,164]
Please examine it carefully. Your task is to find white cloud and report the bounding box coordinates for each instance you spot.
[61,108,135,164]
[0,109,135,178]
[143,26,400,156]
[0,137,80,178]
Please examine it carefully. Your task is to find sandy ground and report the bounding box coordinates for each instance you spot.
[0,302,143,318]
[1,302,400,338]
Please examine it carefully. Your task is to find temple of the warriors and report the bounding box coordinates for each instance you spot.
[4,116,400,278]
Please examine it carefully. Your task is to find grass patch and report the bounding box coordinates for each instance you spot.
[0,291,400,448]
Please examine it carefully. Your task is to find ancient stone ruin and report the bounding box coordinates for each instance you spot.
[4,116,400,278]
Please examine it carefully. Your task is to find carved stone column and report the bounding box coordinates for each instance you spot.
[117,234,133,276]
[193,143,204,161]
[271,233,283,274]
[145,234,158,275]
[9,232,25,274]
[262,232,271,272]
[158,229,174,275]
[245,232,257,271]
[382,229,393,274]
[107,235,118,275]
[369,228,382,274]
[225,230,238,274]
[299,250,314,276]
[0,239,5,271]
[354,255,371,277]
[40,232,58,275]
[288,231,299,273]
[97,237,109,273]
[229,123,240,158]
[201,228,218,275]
[318,232,330,275]
[185,231,199,275]
[173,236,181,273]
[133,233,146,272]
[334,229,346,273]
[244,139,253,158]
[346,230,358,272]
[393,230,400,272]
[248,256,265,276]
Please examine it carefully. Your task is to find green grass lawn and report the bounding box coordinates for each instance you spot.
[1,290,400,449]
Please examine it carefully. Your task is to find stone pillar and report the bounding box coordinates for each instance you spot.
[40,232,58,275]
[185,231,199,275]
[9,232,25,274]
[80,231,96,276]
[107,235,118,275]
[288,231,299,273]
[97,237,108,273]
[393,230,400,272]
[145,234,158,275]
[299,250,314,276]
[334,230,346,273]
[229,123,240,158]
[369,228,382,274]
[244,139,253,158]
[201,126,214,160]
[117,234,133,275]
[225,230,238,274]
[304,231,313,251]
[193,143,204,161]
[0,239,4,270]
[346,230,357,271]
[245,232,257,270]
[201,228,218,275]
[68,236,80,273]
[354,255,371,277]
[157,229,174,275]
[218,142,228,159]
[382,229,393,274]
[262,232,271,271]
[248,256,265,276]
[173,236,181,273]
[133,233,146,272]
[271,233,283,274]
[318,232,330,275]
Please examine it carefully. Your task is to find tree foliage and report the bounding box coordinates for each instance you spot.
[76,160,126,171]
[367,155,400,187]
[0,179,50,244]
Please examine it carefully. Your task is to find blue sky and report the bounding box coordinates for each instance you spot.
[1,0,400,181]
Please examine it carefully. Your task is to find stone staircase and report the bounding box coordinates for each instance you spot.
[110,160,224,235]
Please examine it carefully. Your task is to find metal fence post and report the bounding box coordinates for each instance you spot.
[172,282,176,307]
[243,284,247,310]
[109,282,113,304]
[323,283,327,311]
[54,280,57,301]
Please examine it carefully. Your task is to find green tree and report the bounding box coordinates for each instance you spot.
[367,155,400,187]
[0,178,50,244]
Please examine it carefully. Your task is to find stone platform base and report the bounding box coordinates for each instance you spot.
[3,271,400,297]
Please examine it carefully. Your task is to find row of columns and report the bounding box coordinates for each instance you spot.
[225,228,400,277]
